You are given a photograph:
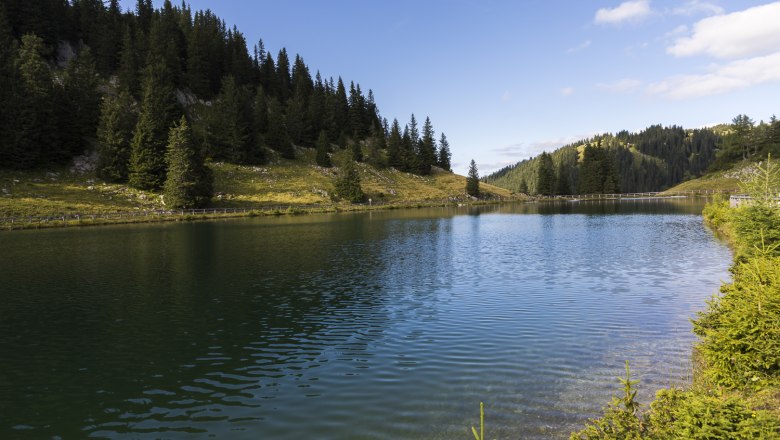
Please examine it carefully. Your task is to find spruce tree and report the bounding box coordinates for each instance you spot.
[555,161,571,195]
[250,85,268,164]
[164,116,212,209]
[57,47,100,158]
[437,133,452,171]
[518,179,528,194]
[266,97,293,159]
[96,90,137,182]
[129,57,180,190]
[15,33,57,168]
[209,75,252,163]
[334,159,364,202]
[315,130,331,168]
[535,152,555,196]
[466,159,480,197]
[418,116,437,174]
[387,119,404,169]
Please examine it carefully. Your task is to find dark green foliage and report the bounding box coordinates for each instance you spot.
[0,0,443,179]
[466,159,480,197]
[315,130,331,168]
[334,159,364,202]
[57,48,100,158]
[535,152,555,196]
[387,119,404,170]
[555,161,571,195]
[437,132,452,171]
[164,116,212,208]
[13,33,57,168]
[266,97,293,159]
[206,75,254,163]
[96,90,137,181]
[418,116,437,175]
[518,179,528,194]
[129,58,180,190]
[579,145,619,194]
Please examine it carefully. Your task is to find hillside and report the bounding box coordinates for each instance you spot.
[484,125,721,195]
[0,148,514,219]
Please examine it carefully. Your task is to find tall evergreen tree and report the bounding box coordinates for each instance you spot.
[96,90,137,181]
[334,159,364,202]
[208,75,253,163]
[14,33,57,167]
[129,57,180,190]
[117,25,140,95]
[418,116,437,175]
[437,132,452,171]
[555,161,571,195]
[164,116,212,208]
[387,119,404,170]
[315,130,331,168]
[351,139,363,162]
[266,97,293,159]
[466,159,480,197]
[535,152,555,196]
[250,85,268,164]
[57,47,100,158]
[275,48,291,102]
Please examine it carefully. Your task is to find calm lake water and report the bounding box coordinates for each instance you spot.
[0,200,731,439]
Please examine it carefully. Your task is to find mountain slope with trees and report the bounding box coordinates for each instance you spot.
[486,116,780,196]
[0,0,458,209]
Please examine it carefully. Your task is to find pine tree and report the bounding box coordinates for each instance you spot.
[129,57,180,190]
[15,33,57,168]
[266,97,293,158]
[275,48,291,103]
[535,152,555,196]
[57,47,100,158]
[387,119,404,170]
[315,130,331,168]
[437,132,452,171]
[555,161,570,195]
[250,85,268,164]
[117,25,140,96]
[334,159,364,202]
[96,90,137,181]
[418,116,437,175]
[164,116,212,208]
[209,75,252,163]
[351,139,363,162]
[518,179,528,194]
[466,159,480,197]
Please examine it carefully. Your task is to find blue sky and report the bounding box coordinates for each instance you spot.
[120,1,780,175]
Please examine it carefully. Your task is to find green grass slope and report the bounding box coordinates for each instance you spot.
[0,148,516,219]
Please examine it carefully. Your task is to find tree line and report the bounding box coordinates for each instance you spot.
[0,0,454,207]
[484,124,730,196]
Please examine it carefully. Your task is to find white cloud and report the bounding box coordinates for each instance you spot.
[647,51,780,99]
[595,0,652,24]
[597,78,643,93]
[567,40,592,53]
[671,0,724,16]
[668,2,780,59]
[560,87,575,96]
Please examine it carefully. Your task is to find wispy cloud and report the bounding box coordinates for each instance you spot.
[595,0,652,24]
[668,2,780,59]
[670,0,724,16]
[501,90,512,102]
[647,51,780,99]
[560,87,575,97]
[567,40,592,53]
[597,78,643,93]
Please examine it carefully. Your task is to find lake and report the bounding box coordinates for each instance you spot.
[0,199,732,439]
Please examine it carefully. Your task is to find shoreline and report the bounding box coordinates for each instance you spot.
[0,199,512,231]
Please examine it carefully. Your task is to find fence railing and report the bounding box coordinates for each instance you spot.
[539,189,739,200]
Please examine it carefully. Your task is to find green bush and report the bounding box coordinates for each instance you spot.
[693,255,780,390]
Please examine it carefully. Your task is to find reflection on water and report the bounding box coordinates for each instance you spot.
[0,199,730,439]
